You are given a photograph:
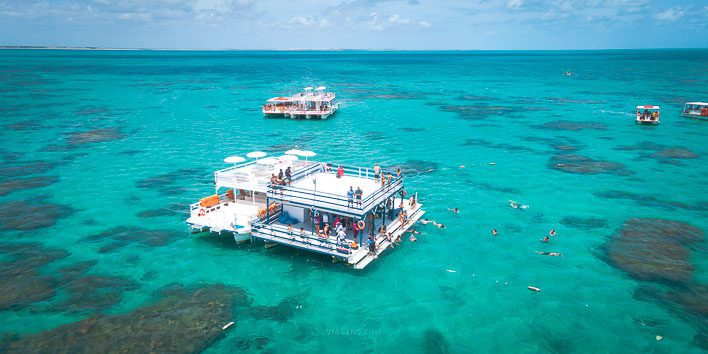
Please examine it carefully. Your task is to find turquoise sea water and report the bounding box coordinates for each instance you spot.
[0,49,706,353]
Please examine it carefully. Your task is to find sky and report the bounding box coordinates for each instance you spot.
[0,0,706,50]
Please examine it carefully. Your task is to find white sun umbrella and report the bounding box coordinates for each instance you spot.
[246,151,267,161]
[279,154,299,162]
[223,156,246,164]
[284,149,302,156]
[298,150,316,162]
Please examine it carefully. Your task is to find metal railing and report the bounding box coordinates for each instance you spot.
[251,222,352,257]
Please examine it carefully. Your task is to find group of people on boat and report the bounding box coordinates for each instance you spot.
[638,109,659,121]
[263,104,290,112]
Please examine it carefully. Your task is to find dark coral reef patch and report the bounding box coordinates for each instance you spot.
[2,284,249,353]
[602,218,703,284]
[0,200,74,231]
[548,154,632,176]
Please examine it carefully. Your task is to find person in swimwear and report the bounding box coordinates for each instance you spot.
[410,235,417,242]
[535,251,562,256]
[420,218,432,225]
[492,229,498,236]
[448,208,459,213]
[540,236,550,243]
[549,228,556,236]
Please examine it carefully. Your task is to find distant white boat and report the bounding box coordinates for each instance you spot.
[681,102,708,120]
[262,86,339,120]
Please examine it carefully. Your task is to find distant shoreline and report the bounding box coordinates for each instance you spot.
[1,45,706,52]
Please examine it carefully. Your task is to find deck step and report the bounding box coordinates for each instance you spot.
[352,207,425,269]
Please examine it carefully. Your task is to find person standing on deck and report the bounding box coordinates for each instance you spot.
[347,187,354,208]
[380,173,385,188]
[396,168,402,178]
[337,165,344,178]
[355,186,363,208]
[353,220,360,243]
[322,212,329,228]
[278,169,284,181]
[374,163,381,179]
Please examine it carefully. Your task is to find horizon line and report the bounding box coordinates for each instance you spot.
[1,45,708,52]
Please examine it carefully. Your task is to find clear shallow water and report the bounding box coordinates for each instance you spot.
[0,49,706,353]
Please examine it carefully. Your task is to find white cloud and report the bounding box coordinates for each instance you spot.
[506,0,523,10]
[388,14,410,25]
[418,20,431,28]
[654,7,685,21]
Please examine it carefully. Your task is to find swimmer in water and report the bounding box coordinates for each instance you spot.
[540,236,550,243]
[509,200,529,209]
[549,228,556,236]
[535,251,562,256]
[436,223,446,229]
[410,235,417,242]
[492,229,498,236]
[448,208,459,213]
[420,218,432,225]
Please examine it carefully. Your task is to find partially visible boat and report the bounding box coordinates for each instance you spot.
[636,105,660,125]
[681,102,708,120]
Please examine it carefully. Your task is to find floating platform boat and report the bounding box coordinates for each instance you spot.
[186,150,423,269]
[262,86,339,120]
[681,102,708,120]
[636,105,660,125]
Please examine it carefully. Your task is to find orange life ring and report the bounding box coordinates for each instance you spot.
[357,220,365,229]
[399,190,407,197]
[198,208,206,217]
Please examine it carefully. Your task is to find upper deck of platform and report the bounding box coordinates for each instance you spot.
[214,159,316,193]
[266,164,404,218]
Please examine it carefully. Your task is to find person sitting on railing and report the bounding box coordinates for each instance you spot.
[322,223,330,238]
[284,167,292,185]
[355,186,363,208]
[336,165,344,178]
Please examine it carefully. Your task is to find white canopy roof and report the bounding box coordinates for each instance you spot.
[256,157,279,165]
[315,86,326,91]
[303,86,313,91]
[686,102,708,105]
[266,97,293,103]
[246,151,267,158]
[223,156,246,164]
[636,105,660,110]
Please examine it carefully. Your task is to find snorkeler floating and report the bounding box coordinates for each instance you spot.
[420,218,445,229]
[447,208,459,213]
[535,251,562,257]
[509,200,529,209]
